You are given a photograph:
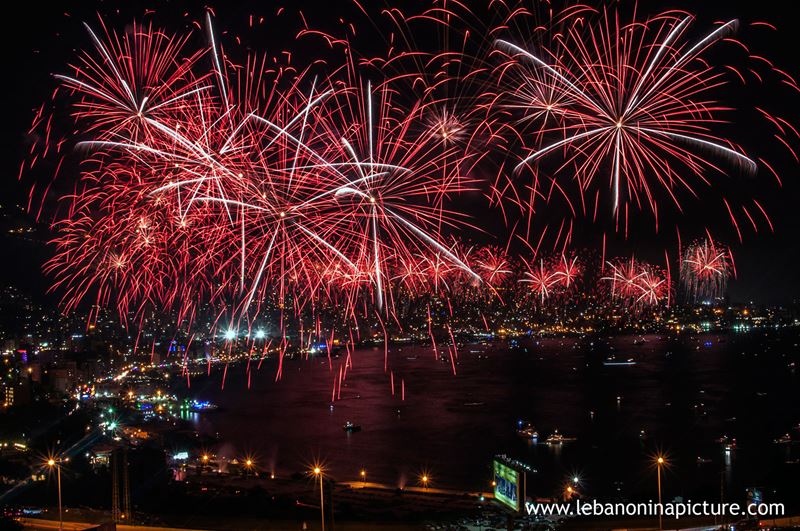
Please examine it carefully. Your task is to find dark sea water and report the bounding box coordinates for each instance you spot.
[178,329,800,509]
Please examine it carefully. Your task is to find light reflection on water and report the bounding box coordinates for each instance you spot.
[180,331,799,503]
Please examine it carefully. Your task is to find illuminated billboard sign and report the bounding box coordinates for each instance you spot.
[493,459,521,512]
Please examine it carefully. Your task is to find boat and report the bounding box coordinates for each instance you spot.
[463,402,485,407]
[696,456,712,464]
[719,437,738,452]
[343,421,361,433]
[603,355,637,366]
[774,433,793,444]
[516,422,539,440]
[184,399,218,412]
[544,429,576,445]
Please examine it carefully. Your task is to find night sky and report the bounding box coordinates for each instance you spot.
[2,0,799,306]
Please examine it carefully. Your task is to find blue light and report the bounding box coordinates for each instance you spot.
[224,329,236,341]
[255,329,266,339]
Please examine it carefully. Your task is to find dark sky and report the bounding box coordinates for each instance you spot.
[2,0,799,305]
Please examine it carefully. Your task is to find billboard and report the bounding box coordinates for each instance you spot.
[493,458,522,512]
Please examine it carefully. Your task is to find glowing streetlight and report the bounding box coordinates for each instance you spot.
[360,469,366,486]
[313,466,325,531]
[656,456,666,530]
[243,458,255,477]
[46,457,63,531]
[421,474,429,490]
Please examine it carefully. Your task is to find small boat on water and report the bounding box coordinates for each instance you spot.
[516,422,539,440]
[544,429,576,445]
[603,355,637,366]
[774,433,793,444]
[716,435,738,452]
[343,421,361,433]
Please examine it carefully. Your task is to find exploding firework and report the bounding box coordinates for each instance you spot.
[34,13,482,332]
[490,4,795,232]
[680,239,734,303]
[21,4,796,386]
[519,252,582,304]
[601,257,669,310]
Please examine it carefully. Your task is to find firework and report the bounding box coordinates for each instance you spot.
[601,257,669,310]
[680,239,733,303]
[30,9,488,344]
[22,4,796,375]
[490,5,790,231]
[519,252,582,304]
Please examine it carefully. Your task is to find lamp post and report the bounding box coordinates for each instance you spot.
[656,456,665,530]
[360,469,366,487]
[314,466,325,531]
[47,458,63,531]
[421,475,429,491]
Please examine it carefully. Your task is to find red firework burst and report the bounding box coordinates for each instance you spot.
[680,239,734,303]
[601,257,669,309]
[491,4,796,232]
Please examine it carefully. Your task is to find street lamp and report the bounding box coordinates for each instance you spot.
[421,474,429,490]
[313,466,325,531]
[656,456,666,530]
[244,458,255,477]
[360,469,366,486]
[46,457,63,531]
